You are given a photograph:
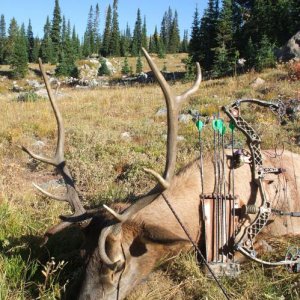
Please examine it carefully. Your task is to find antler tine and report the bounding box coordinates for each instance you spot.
[177,62,202,105]
[38,58,65,162]
[22,59,65,166]
[32,182,68,202]
[22,59,89,241]
[103,48,202,222]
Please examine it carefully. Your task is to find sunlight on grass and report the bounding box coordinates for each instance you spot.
[0,58,299,298]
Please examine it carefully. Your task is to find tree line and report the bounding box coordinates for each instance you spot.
[1,0,298,79]
[189,0,300,77]
[0,0,186,78]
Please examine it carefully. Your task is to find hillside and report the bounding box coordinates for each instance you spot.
[0,55,300,299]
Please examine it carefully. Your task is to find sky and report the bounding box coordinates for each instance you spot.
[0,0,205,40]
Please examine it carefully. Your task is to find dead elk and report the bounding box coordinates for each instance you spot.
[22,49,300,300]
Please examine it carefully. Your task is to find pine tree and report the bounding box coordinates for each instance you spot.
[213,0,235,76]
[152,25,166,58]
[94,4,101,53]
[26,19,34,62]
[51,0,62,62]
[6,18,19,64]
[149,26,159,53]
[101,5,112,57]
[98,58,111,76]
[160,11,168,52]
[180,30,189,53]
[66,21,77,75]
[121,56,131,75]
[131,8,142,56]
[82,7,93,57]
[148,35,154,53]
[291,0,300,35]
[32,37,40,63]
[245,37,256,69]
[254,34,275,71]
[168,10,180,53]
[189,6,201,63]
[40,16,54,64]
[198,0,219,70]
[141,16,148,50]
[136,55,143,74]
[120,23,131,56]
[11,24,28,78]
[109,0,120,56]
[61,16,67,47]
[56,19,78,77]
[72,26,81,59]
[0,15,6,64]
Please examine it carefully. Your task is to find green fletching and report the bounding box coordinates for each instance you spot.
[229,121,235,131]
[196,120,204,131]
[213,119,223,133]
[221,123,226,135]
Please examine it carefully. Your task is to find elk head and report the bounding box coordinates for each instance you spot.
[22,49,201,300]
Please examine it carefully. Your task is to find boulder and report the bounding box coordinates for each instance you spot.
[155,107,167,117]
[178,113,193,124]
[250,77,265,88]
[26,79,44,90]
[277,31,300,62]
[78,59,100,79]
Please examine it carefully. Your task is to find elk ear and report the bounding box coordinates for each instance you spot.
[141,225,190,247]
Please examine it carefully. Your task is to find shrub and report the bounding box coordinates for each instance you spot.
[98,59,111,76]
[16,91,39,102]
[121,57,131,75]
[288,61,300,81]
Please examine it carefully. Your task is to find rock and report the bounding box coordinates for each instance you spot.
[78,59,100,80]
[33,140,46,148]
[177,135,185,142]
[0,75,8,82]
[34,89,48,98]
[250,77,265,88]
[101,59,115,74]
[121,132,131,140]
[26,79,44,90]
[12,83,23,92]
[49,77,61,92]
[155,107,167,117]
[75,85,89,89]
[39,179,65,190]
[277,31,300,62]
[178,114,193,124]
[237,58,246,67]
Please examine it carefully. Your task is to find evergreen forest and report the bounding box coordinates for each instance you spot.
[0,0,299,78]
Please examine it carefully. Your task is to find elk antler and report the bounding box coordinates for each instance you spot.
[22,59,89,242]
[99,48,202,269]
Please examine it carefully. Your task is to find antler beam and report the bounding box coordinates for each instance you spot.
[22,59,89,241]
[99,48,201,268]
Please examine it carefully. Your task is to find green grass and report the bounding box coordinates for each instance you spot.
[0,58,299,299]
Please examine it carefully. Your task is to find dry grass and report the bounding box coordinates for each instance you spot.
[0,57,300,299]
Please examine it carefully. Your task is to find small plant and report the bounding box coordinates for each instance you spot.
[17,91,39,102]
[121,57,131,75]
[98,58,111,76]
[136,55,143,74]
[38,257,68,298]
[183,56,196,82]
